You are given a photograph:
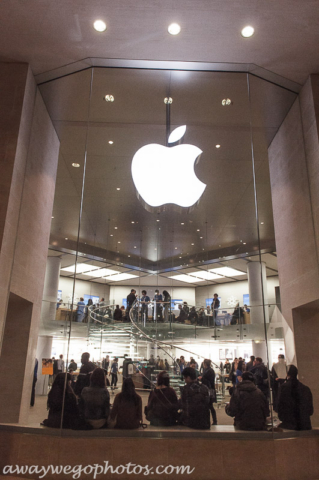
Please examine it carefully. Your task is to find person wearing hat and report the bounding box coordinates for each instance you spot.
[226,371,269,430]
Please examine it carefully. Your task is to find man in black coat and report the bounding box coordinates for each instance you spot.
[250,357,269,398]
[278,365,313,430]
[226,371,269,430]
[199,359,218,425]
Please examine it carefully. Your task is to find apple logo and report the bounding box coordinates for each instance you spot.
[131,125,206,209]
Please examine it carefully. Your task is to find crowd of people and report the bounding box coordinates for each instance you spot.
[42,352,313,432]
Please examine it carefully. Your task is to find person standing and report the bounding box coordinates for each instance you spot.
[126,289,136,322]
[211,294,220,326]
[140,290,150,322]
[30,358,38,407]
[180,367,210,429]
[199,359,218,425]
[162,290,171,323]
[57,354,65,374]
[68,359,77,372]
[102,355,110,371]
[278,365,313,430]
[110,357,119,390]
[76,297,86,322]
[153,289,163,322]
[250,357,269,398]
[272,354,287,412]
[246,355,255,372]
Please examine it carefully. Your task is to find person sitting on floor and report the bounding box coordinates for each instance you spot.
[278,365,313,430]
[179,367,210,430]
[110,377,142,429]
[42,373,79,429]
[80,367,110,429]
[145,371,179,426]
[226,371,269,431]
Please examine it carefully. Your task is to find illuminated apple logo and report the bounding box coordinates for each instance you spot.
[131,125,206,209]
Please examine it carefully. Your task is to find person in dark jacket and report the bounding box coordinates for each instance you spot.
[188,307,199,325]
[113,305,123,321]
[80,368,110,429]
[250,357,269,398]
[68,359,77,372]
[110,378,142,429]
[245,355,255,372]
[175,304,188,324]
[146,371,179,426]
[278,365,313,430]
[180,367,210,429]
[231,303,244,325]
[199,359,217,425]
[43,373,79,428]
[226,371,269,430]
[74,352,96,396]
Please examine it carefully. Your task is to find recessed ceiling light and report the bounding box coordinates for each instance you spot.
[94,20,107,32]
[110,234,113,237]
[154,248,157,250]
[134,246,137,248]
[181,222,184,225]
[175,247,177,249]
[131,221,135,224]
[222,98,232,106]
[51,216,54,219]
[65,238,68,240]
[200,236,203,239]
[104,94,114,102]
[118,241,121,244]
[114,227,118,229]
[179,256,182,259]
[168,23,181,35]
[191,243,194,246]
[243,242,246,245]
[72,163,80,168]
[109,141,114,144]
[241,26,254,38]
[128,255,130,257]
[116,188,120,191]
[261,222,264,225]
[156,219,160,222]
[216,144,221,149]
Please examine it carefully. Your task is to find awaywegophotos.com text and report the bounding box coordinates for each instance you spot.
[3,462,195,478]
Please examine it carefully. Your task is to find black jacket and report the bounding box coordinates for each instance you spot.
[146,387,179,426]
[113,308,123,320]
[180,381,210,429]
[226,380,269,430]
[80,386,110,421]
[127,293,136,308]
[250,363,269,396]
[201,367,215,390]
[278,378,313,430]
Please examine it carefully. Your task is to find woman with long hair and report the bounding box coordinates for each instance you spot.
[42,373,78,428]
[110,377,142,429]
[80,368,110,429]
[145,371,178,426]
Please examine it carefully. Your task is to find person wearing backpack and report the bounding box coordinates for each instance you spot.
[180,367,210,429]
[199,359,218,425]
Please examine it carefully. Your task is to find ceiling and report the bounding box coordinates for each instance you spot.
[42,67,295,270]
[0,0,319,85]
[51,249,278,287]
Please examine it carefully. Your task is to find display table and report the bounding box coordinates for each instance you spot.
[55,308,71,321]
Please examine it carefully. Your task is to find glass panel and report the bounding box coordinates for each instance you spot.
[35,65,297,436]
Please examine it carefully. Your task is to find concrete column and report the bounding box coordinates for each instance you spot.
[35,335,53,395]
[247,261,269,324]
[247,262,269,362]
[0,63,60,423]
[41,256,61,322]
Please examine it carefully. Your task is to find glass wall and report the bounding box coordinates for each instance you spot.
[37,66,297,434]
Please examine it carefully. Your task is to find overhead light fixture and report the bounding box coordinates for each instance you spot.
[222,98,232,106]
[109,141,114,144]
[156,219,160,222]
[83,268,118,277]
[104,94,114,102]
[181,223,184,225]
[104,273,138,282]
[188,271,223,281]
[72,163,80,168]
[200,236,203,239]
[118,241,121,244]
[169,274,202,283]
[94,20,107,32]
[114,227,118,229]
[243,242,246,245]
[241,26,254,38]
[65,237,68,240]
[116,188,120,191]
[175,247,177,249]
[209,267,245,277]
[197,229,200,232]
[168,23,181,35]
[110,234,113,237]
[61,264,100,274]
[51,216,54,219]
[131,221,135,224]
[134,246,137,248]
[260,222,264,225]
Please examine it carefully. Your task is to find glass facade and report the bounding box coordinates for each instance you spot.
[38,66,298,434]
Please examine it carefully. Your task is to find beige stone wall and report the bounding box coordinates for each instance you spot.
[268,75,319,425]
[0,63,60,423]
